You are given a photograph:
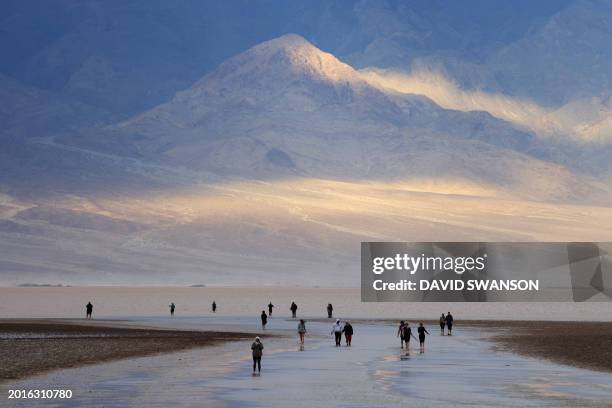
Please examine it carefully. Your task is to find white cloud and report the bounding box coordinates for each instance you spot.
[360,67,612,143]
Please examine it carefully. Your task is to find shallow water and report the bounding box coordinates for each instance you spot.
[2,316,611,407]
[1,286,611,321]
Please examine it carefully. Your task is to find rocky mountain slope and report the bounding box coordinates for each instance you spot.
[56,35,605,204]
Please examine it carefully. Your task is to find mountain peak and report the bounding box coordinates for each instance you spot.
[256,34,358,82]
[261,33,311,50]
[196,33,360,88]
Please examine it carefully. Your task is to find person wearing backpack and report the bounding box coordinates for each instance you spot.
[297,319,307,345]
[251,337,264,374]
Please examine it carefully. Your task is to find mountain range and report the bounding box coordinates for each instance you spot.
[0,1,611,285]
[58,34,611,202]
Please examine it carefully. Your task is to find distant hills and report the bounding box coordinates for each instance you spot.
[0,1,611,285]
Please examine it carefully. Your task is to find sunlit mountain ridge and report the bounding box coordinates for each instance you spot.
[361,68,612,143]
[54,35,607,205]
[1,1,611,285]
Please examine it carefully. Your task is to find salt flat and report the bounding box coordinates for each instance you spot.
[2,316,611,407]
[2,286,612,321]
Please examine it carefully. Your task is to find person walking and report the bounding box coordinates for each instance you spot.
[417,322,430,353]
[439,313,446,335]
[297,319,307,345]
[260,310,268,329]
[343,321,353,346]
[397,320,406,349]
[403,323,417,350]
[268,302,274,316]
[251,337,264,374]
[85,302,93,319]
[327,303,333,318]
[169,302,176,317]
[331,319,344,347]
[445,312,454,335]
[212,301,217,313]
[290,301,298,318]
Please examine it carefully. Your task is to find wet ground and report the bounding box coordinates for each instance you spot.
[2,316,612,407]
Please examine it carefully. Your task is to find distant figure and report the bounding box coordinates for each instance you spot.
[261,310,268,329]
[343,321,353,346]
[268,302,274,316]
[439,313,446,335]
[212,301,217,313]
[251,337,264,374]
[297,319,307,345]
[331,319,344,347]
[327,303,333,318]
[397,320,406,349]
[417,322,430,353]
[402,323,417,350]
[445,312,454,335]
[290,301,298,318]
[85,302,93,319]
[170,302,176,317]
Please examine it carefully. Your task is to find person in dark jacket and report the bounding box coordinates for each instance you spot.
[169,302,175,316]
[268,302,274,316]
[261,310,268,329]
[327,303,333,318]
[445,312,454,335]
[397,321,406,349]
[85,302,93,319]
[251,337,264,374]
[212,301,217,313]
[343,321,353,346]
[402,323,417,350]
[290,301,298,318]
[417,322,430,353]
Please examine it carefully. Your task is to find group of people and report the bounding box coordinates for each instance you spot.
[396,312,455,354]
[253,313,457,374]
[83,300,222,319]
[397,321,431,353]
[331,319,353,346]
[167,300,334,326]
[251,317,354,374]
[83,299,298,326]
[439,312,454,335]
[84,299,455,376]
[252,301,299,373]
[259,301,279,329]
